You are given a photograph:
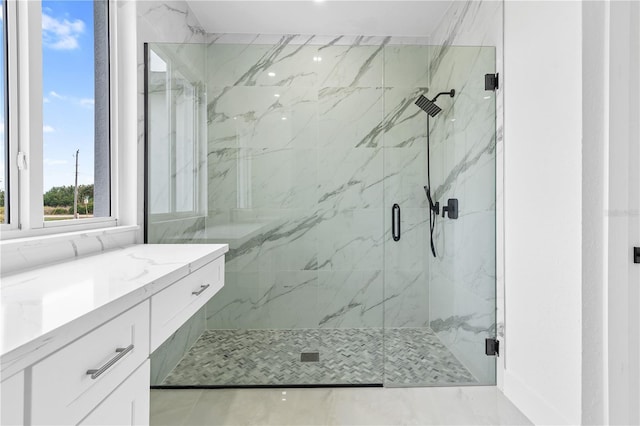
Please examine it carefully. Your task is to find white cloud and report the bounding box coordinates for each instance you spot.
[49,91,66,100]
[43,125,55,133]
[42,14,85,50]
[79,98,94,108]
[0,123,4,134]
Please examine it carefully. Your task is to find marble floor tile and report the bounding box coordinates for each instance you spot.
[150,386,532,426]
[149,389,202,426]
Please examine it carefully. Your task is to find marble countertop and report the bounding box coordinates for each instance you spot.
[0,243,228,378]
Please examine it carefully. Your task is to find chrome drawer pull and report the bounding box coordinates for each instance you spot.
[192,284,210,296]
[86,344,134,379]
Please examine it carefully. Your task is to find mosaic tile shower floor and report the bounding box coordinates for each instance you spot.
[161,328,477,386]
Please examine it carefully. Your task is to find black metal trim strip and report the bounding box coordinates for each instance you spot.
[143,43,149,243]
[151,383,383,390]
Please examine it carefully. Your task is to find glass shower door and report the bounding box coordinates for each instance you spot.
[383,44,497,386]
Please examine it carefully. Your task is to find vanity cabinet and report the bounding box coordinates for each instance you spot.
[31,302,150,425]
[0,244,228,426]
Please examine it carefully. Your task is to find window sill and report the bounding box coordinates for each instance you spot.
[0,225,140,276]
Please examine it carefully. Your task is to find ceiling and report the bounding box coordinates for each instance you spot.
[186,1,454,37]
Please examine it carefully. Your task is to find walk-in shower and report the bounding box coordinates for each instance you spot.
[145,36,497,388]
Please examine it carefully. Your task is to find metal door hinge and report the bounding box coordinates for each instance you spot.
[485,338,499,356]
[485,73,499,91]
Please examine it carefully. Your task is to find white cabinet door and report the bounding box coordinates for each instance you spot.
[80,360,150,426]
[0,371,24,426]
[31,301,150,425]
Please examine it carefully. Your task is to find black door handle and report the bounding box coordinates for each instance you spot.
[392,204,401,241]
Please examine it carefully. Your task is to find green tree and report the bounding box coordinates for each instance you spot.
[43,184,94,207]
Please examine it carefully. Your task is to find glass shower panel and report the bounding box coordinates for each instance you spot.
[201,41,386,386]
[383,45,497,386]
[146,43,208,243]
[146,39,496,388]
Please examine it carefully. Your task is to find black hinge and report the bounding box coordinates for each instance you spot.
[485,338,499,356]
[634,247,640,264]
[485,73,499,91]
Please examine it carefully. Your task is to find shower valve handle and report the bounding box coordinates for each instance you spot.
[442,199,459,219]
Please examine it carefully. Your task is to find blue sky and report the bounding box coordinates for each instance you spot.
[42,0,95,191]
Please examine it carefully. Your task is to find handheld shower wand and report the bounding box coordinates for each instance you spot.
[414,89,455,257]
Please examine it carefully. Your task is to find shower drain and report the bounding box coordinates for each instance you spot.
[300,352,320,362]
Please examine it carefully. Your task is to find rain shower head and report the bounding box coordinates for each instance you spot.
[415,94,442,117]
[415,89,455,117]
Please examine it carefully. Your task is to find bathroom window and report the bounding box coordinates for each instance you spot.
[42,0,110,222]
[1,0,116,237]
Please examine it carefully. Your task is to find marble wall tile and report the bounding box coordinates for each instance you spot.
[316,209,384,272]
[318,87,384,149]
[317,270,384,328]
[219,211,320,274]
[382,88,429,149]
[207,34,426,47]
[147,217,206,244]
[208,86,318,150]
[316,43,386,88]
[317,148,383,211]
[383,146,429,208]
[384,208,430,272]
[207,41,319,88]
[250,149,318,209]
[206,270,319,329]
[384,45,430,88]
[383,270,430,328]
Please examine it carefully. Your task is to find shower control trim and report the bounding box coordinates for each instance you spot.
[442,198,459,219]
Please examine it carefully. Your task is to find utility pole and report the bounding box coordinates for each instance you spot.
[74,149,79,219]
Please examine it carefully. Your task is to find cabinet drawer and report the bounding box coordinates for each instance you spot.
[80,360,150,426]
[150,256,224,351]
[31,301,150,426]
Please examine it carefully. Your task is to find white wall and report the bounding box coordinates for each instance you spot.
[503,2,583,424]
[581,1,608,423]
[606,2,640,424]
